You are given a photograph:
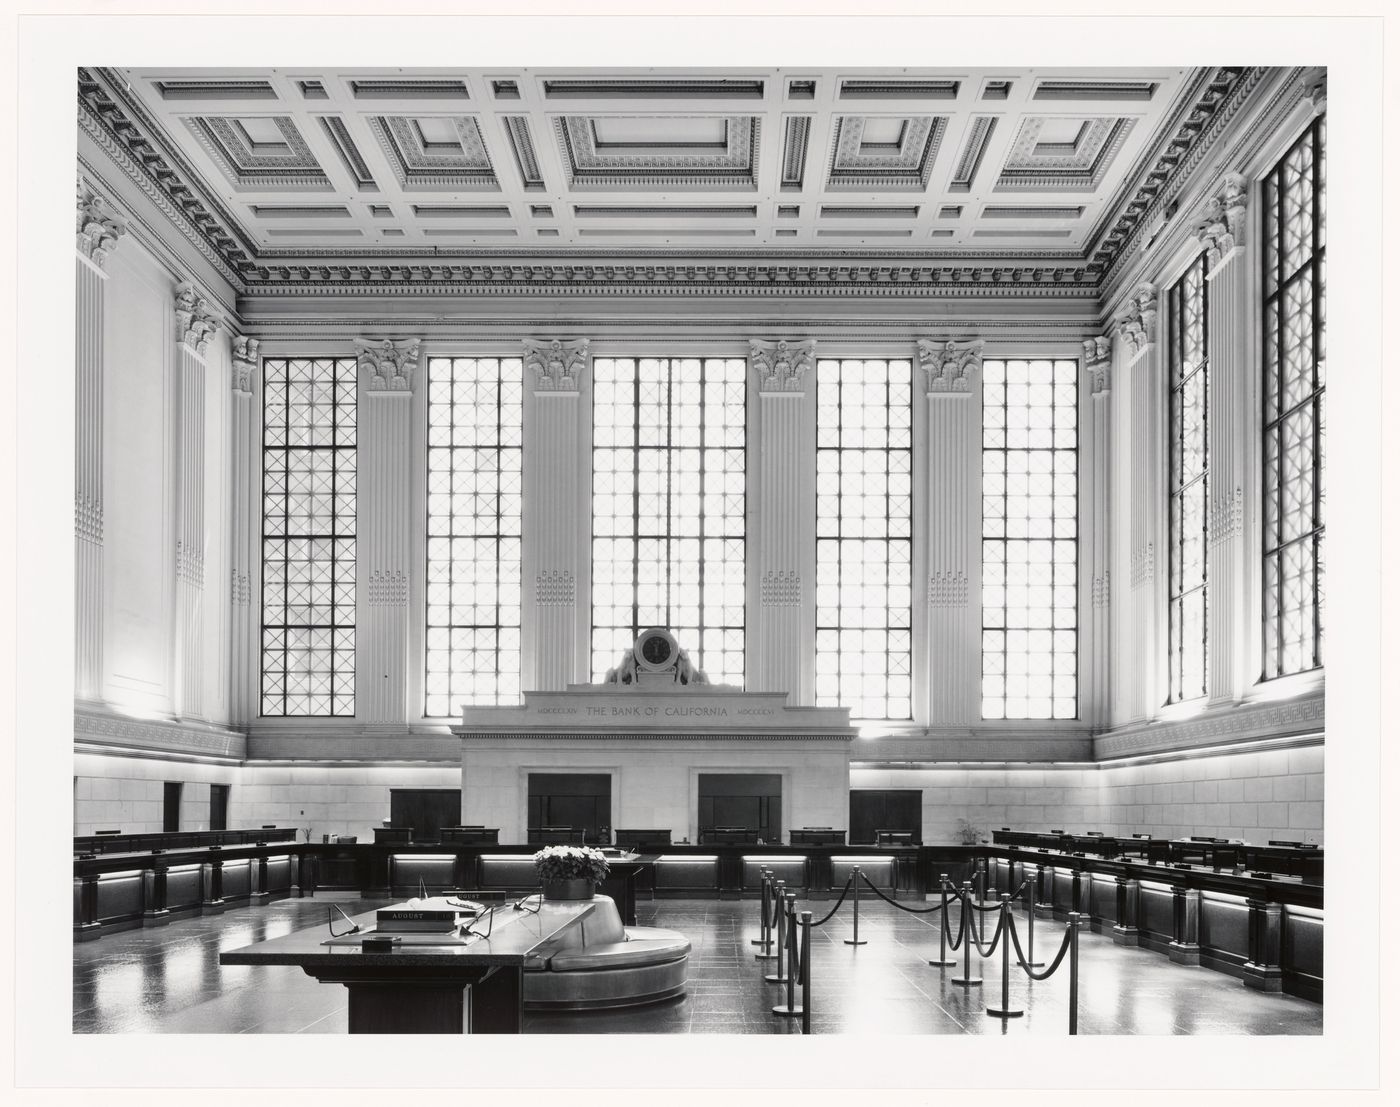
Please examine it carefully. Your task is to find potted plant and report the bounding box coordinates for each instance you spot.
[956,818,983,846]
[533,845,611,901]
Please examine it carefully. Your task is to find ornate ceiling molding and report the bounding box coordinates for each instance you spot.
[1194,172,1248,270]
[76,177,127,271]
[1302,67,1327,116]
[750,338,815,394]
[523,337,589,392]
[174,281,220,353]
[355,337,421,392]
[76,66,1284,303]
[917,338,983,394]
[231,335,259,394]
[1114,283,1158,357]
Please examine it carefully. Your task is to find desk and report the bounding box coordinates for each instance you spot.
[220,900,595,1033]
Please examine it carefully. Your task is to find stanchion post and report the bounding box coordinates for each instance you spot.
[844,865,867,946]
[1020,871,1043,969]
[1068,912,1081,1036]
[800,910,812,1033]
[751,867,769,945]
[951,881,982,988]
[761,884,784,962]
[755,872,778,960]
[985,894,1024,1019]
[765,891,793,984]
[929,873,955,968]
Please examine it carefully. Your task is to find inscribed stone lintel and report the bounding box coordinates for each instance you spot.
[454,686,854,738]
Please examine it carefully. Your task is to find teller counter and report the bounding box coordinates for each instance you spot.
[979,845,1322,1001]
[73,842,305,941]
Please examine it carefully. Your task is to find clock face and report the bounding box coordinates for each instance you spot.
[640,634,673,665]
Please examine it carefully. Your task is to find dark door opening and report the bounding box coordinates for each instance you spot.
[527,773,612,845]
[698,773,782,844]
[849,789,922,845]
[389,789,462,844]
[209,783,229,831]
[163,782,183,832]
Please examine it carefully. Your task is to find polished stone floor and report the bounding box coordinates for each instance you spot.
[72,894,1322,1034]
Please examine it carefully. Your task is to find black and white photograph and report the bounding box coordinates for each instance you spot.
[5,2,1391,1101]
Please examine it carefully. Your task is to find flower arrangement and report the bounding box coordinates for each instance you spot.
[956,818,984,846]
[532,845,611,883]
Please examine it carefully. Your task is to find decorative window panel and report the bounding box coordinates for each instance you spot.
[1262,117,1326,679]
[591,357,746,685]
[815,358,913,721]
[261,357,357,716]
[425,357,524,715]
[981,358,1078,720]
[1168,256,1210,703]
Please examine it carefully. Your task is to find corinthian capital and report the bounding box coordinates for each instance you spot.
[77,178,126,271]
[231,335,260,394]
[1194,172,1248,270]
[1083,334,1112,394]
[355,337,420,392]
[523,338,589,392]
[174,281,219,354]
[1302,66,1326,116]
[750,338,814,394]
[1114,284,1158,357]
[917,338,983,394]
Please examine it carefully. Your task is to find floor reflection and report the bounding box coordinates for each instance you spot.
[72,896,1323,1035]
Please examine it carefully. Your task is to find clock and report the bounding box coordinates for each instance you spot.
[634,627,680,672]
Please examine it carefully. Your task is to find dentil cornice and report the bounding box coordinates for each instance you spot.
[77,177,127,272]
[356,337,420,392]
[1194,172,1248,270]
[174,281,219,354]
[750,338,815,394]
[1114,284,1158,357]
[917,339,983,394]
[1083,335,1112,394]
[524,338,589,392]
[231,335,259,394]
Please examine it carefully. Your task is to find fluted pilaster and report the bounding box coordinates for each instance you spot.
[522,338,590,691]
[75,181,125,702]
[355,338,419,722]
[1082,336,1113,728]
[1113,284,1161,723]
[172,282,220,720]
[918,339,981,725]
[1199,176,1250,704]
[749,339,816,701]
[228,335,258,725]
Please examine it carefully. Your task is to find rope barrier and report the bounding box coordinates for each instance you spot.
[807,873,856,928]
[1006,908,1074,981]
[965,900,1006,958]
[942,883,969,952]
[857,871,952,914]
[951,882,982,988]
[985,894,1025,1020]
[751,866,771,947]
[929,874,957,968]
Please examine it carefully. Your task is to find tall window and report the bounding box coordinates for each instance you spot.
[1262,118,1326,679]
[1168,257,1210,703]
[591,357,746,685]
[815,358,913,721]
[425,357,524,715]
[981,358,1078,720]
[261,356,357,716]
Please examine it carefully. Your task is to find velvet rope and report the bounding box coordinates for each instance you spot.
[965,903,1006,957]
[1007,911,1074,981]
[808,872,856,928]
[855,870,953,915]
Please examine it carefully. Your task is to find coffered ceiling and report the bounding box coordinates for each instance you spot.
[77,65,1267,298]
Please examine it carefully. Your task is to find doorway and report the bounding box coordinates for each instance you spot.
[697,773,782,843]
[849,789,922,845]
[527,773,612,845]
[389,789,462,844]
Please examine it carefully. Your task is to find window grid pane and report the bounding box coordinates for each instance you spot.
[591,357,746,685]
[1168,255,1210,703]
[815,358,913,721]
[1262,118,1325,680]
[425,357,524,716]
[261,357,357,716]
[981,359,1078,720]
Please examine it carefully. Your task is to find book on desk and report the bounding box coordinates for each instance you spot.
[376,896,488,932]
